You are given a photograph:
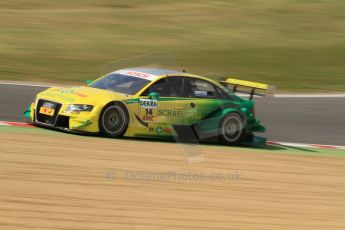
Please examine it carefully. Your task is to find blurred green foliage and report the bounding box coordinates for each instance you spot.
[0,0,344,91]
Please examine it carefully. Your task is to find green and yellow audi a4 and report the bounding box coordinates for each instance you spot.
[25,68,272,145]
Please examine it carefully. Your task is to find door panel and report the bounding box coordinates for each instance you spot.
[182,78,224,125]
[134,76,187,135]
[156,98,190,125]
[180,98,220,125]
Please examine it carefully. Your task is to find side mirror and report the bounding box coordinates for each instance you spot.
[148,92,160,99]
[85,79,93,85]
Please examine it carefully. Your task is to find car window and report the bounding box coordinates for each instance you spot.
[215,86,231,100]
[141,77,183,97]
[89,73,150,95]
[184,78,219,99]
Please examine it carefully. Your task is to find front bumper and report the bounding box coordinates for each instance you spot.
[25,100,99,133]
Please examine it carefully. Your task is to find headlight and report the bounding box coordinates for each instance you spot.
[66,104,93,112]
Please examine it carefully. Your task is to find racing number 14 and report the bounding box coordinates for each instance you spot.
[142,108,155,121]
[145,108,153,116]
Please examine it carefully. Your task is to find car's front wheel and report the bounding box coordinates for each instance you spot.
[219,113,245,145]
[99,103,129,137]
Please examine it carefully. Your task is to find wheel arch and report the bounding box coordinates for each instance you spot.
[220,108,247,126]
[194,107,247,140]
[98,100,130,137]
[100,100,129,118]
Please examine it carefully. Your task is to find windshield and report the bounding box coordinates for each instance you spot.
[88,73,150,95]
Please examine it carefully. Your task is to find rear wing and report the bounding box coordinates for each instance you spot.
[220,78,275,100]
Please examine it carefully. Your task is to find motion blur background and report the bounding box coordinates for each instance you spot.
[0,0,344,91]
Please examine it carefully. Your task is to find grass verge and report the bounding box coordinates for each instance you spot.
[0,1,344,91]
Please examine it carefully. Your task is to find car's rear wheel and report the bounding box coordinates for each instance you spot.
[99,103,129,137]
[219,113,245,145]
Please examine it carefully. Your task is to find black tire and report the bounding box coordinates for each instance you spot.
[99,102,129,137]
[219,113,245,145]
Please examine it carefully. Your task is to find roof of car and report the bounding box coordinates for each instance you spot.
[116,67,219,85]
[122,67,184,76]
[114,67,228,96]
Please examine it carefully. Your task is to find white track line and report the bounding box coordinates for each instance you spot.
[1,82,345,98]
[275,94,345,98]
[238,93,345,98]
[0,82,53,87]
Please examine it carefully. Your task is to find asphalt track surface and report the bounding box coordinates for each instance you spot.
[0,83,344,145]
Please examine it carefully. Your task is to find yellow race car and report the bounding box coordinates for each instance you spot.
[24,68,270,144]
